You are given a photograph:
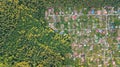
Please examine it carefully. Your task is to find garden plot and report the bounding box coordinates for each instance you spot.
[46,12,120,66]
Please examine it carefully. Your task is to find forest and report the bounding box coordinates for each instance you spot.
[0,0,120,67]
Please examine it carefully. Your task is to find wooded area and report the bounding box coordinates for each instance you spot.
[0,0,120,67]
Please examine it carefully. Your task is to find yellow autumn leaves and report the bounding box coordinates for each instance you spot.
[14,61,30,67]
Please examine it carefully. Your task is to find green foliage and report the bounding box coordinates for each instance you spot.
[1,0,72,67]
[1,0,120,67]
